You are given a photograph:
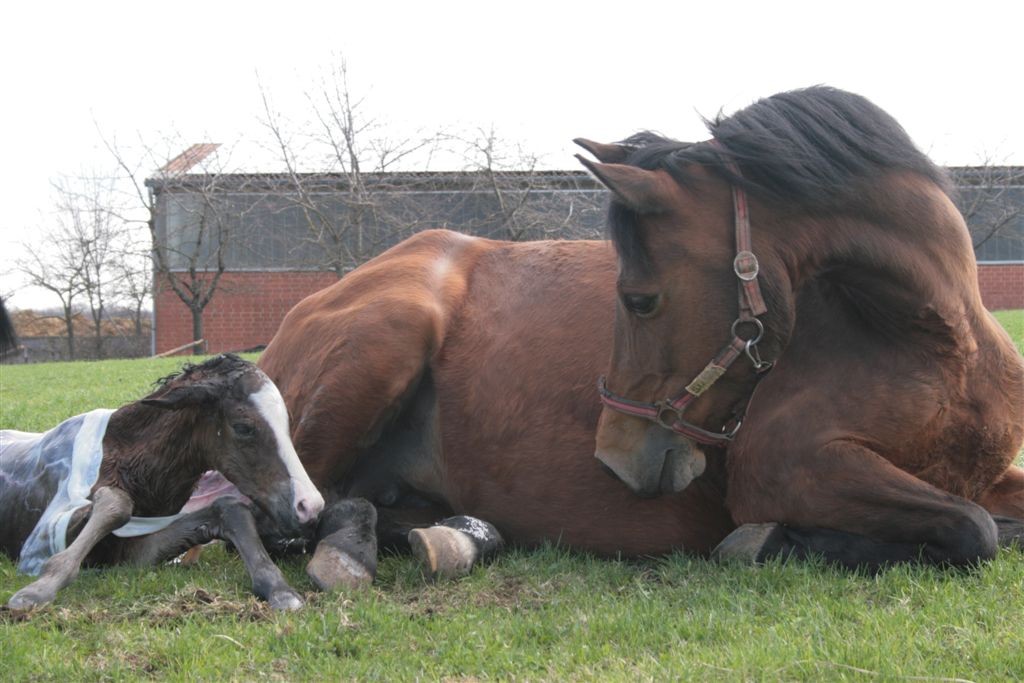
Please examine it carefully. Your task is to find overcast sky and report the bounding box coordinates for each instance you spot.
[2,0,1021,308]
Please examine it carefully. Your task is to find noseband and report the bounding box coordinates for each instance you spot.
[597,152,772,446]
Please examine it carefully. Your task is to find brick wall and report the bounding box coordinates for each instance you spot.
[977,263,1024,311]
[154,271,337,355]
[154,264,1023,356]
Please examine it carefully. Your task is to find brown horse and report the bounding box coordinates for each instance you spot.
[259,87,1023,582]
[259,233,734,585]
[586,86,1024,568]
[3,354,324,609]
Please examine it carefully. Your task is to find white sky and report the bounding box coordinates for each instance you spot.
[2,0,1022,308]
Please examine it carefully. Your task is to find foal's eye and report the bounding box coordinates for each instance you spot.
[622,293,660,317]
[231,422,256,438]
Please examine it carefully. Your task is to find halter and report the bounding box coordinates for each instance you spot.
[597,150,772,446]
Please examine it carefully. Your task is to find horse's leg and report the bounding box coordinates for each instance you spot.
[305,498,378,592]
[408,516,505,581]
[8,486,131,609]
[977,465,1024,548]
[120,499,303,610]
[723,440,999,570]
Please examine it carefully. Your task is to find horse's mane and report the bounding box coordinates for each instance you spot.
[609,86,951,266]
[151,353,252,394]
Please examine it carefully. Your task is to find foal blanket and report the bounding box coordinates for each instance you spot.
[1,410,185,575]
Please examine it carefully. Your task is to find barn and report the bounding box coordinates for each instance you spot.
[147,151,1024,355]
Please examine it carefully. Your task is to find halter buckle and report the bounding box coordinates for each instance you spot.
[655,401,684,431]
[734,250,759,281]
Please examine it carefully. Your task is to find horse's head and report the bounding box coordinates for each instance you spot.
[577,137,779,497]
[143,354,324,536]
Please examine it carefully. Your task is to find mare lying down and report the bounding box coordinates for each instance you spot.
[0,354,324,611]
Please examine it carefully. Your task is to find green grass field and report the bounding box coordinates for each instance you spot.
[1,312,1022,681]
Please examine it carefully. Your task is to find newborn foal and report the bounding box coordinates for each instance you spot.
[1,354,323,610]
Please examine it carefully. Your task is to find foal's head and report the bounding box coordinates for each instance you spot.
[143,354,324,535]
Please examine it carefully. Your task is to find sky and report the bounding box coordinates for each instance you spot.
[2,0,1022,308]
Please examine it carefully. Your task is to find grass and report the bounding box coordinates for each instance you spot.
[1,314,1023,681]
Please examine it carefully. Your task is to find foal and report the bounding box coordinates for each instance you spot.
[1,354,324,610]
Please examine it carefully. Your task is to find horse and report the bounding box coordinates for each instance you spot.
[0,297,17,355]
[2,353,324,610]
[258,87,1023,585]
[585,86,1024,568]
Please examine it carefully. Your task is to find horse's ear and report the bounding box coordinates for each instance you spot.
[142,383,221,410]
[576,156,670,213]
[573,138,635,164]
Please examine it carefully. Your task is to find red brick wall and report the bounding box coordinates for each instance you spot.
[155,264,1023,356]
[977,263,1024,311]
[154,272,337,355]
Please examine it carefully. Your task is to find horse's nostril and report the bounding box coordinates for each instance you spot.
[295,494,324,525]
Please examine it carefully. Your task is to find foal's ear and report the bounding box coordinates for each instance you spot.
[575,156,671,213]
[573,138,636,164]
[142,383,221,410]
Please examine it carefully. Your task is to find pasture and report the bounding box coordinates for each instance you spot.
[1,309,1022,681]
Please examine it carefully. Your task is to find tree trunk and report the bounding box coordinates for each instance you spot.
[191,306,204,355]
[64,306,76,360]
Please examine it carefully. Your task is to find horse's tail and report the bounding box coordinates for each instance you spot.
[1,297,17,354]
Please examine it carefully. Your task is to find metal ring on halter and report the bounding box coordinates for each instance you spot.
[731,317,764,345]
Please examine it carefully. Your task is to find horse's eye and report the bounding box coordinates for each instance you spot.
[231,422,256,438]
[622,293,660,317]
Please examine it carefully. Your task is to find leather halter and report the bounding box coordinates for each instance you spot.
[597,152,772,446]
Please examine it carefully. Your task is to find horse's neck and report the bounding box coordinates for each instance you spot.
[101,404,209,516]
[771,180,977,317]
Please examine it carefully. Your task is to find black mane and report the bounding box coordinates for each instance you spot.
[152,353,251,390]
[608,86,951,266]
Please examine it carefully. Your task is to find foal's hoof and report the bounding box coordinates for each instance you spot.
[711,523,786,564]
[306,544,375,592]
[409,527,478,581]
[268,589,304,611]
[7,587,51,611]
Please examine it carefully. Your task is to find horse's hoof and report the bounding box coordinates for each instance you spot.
[409,526,477,581]
[7,587,51,611]
[711,523,785,564]
[306,544,374,592]
[268,589,304,611]
[994,516,1024,549]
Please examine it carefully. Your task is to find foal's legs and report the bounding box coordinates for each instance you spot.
[723,440,1000,570]
[8,486,132,609]
[121,499,303,610]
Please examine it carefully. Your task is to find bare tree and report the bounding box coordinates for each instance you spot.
[952,160,1024,253]
[102,135,261,354]
[109,228,152,338]
[48,173,128,358]
[16,229,87,360]
[453,126,605,242]
[258,59,444,276]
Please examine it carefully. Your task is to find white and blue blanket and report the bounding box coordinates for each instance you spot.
[1,410,185,575]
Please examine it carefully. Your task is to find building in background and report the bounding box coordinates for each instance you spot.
[148,163,1024,356]
[147,167,606,354]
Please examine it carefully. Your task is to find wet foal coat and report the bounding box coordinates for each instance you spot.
[2,354,324,609]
